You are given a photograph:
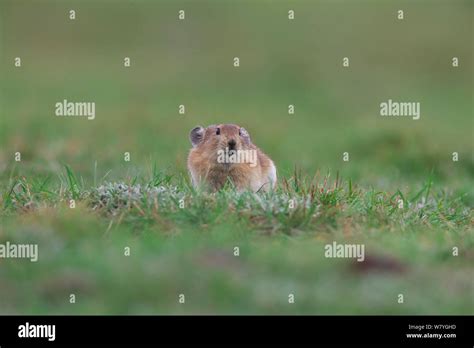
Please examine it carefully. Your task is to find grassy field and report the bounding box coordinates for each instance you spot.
[0,0,473,314]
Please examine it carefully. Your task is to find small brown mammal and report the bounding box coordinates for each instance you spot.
[187,124,277,192]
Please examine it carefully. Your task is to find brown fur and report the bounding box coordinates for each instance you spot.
[187,124,277,192]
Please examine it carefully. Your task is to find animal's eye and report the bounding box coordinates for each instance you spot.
[216,128,220,135]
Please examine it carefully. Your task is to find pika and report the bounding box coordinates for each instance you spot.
[187,124,277,192]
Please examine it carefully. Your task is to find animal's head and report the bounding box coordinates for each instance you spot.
[189,124,252,153]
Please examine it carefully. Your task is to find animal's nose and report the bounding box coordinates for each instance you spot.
[228,139,236,150]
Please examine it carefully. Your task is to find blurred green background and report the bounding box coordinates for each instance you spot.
[0,0,472,315]
[1,0,472,187]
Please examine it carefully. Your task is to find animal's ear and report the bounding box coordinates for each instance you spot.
[239,127,250,141]
[190,126,205,147]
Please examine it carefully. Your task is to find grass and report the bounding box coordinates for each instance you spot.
[3,166,471,234]
[0,166,472,314]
